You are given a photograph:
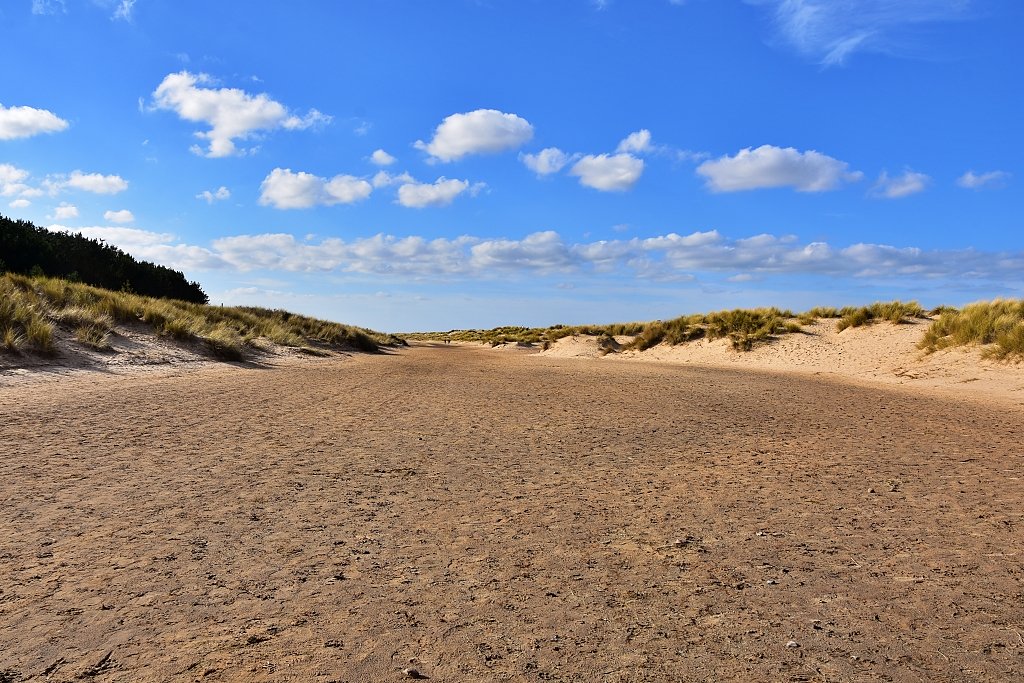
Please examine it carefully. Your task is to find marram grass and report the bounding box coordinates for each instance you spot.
[407,307,800,352]
[919,299,1024,360]
[0,273,400,360]
[835,301,926,332]
[407,300,949,354]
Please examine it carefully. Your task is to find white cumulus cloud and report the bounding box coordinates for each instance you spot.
[956,170,1010,190]
[520,147,570,176]
[570,153,644,192]
[0,103,69,140]
[196,186,231,203]
[258,168,372,209]
[0,163,34,197]
[371,170,416,189]
[103,209,135,224]
[696,144,862,192]
[616,129,653,154]
[414,109,533,162]
[63,171,129,194]
[53,203,78,220]
[9,198,31,209]
[397,177,481,208]
[370,149,396,166]
[470,231,576,272]
[871,169,929,198]
[151,71,331,158]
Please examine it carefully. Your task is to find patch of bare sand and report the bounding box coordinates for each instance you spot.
[1,344,1022,681]
[541,319,1024,406]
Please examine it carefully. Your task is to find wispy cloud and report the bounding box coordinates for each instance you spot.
[871,169,929,198]
[112,0,136,21]
[31,0,66,16]
[753,0,975,66]
[196,186,230,203]
[956,170,1010,190]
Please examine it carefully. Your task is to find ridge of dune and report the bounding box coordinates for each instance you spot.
[535,318,1024,405]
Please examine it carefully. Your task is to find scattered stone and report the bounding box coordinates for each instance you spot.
[868,487,876,494]
[786,640,800,649]
[402,667,427,679]
[765,579,778,585]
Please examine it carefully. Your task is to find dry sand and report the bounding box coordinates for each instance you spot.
[539,318,1024,407]
[1,341,1023,681]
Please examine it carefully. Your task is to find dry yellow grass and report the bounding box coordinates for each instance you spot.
[0,273,400,360]
[919,299,1024,360]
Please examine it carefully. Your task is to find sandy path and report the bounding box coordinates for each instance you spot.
[1,344,1022,682]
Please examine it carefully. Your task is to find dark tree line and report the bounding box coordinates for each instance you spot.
[0,214,208,303]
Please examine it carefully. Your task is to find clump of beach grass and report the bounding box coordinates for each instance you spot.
[918,299,1024,360]
[0,275,56,354]
[836,301,926,332]
[797,307,841,325]
[704,307,794,351]
[74,324,112,351]
[2,326,25,352]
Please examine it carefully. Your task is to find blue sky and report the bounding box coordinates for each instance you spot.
[2,0,1022,330]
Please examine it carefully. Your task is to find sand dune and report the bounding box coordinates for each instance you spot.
[1,343,1022,681]
[537,318,1024,406]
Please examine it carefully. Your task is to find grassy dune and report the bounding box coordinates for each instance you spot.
[415,299,1024,361]
[406,301,934,353]
[0,273,403,360]
[919,299,1024,360]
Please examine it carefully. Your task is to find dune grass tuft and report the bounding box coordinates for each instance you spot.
[704,308,793,351]
[2,326,25,352]
[203,325,245,360]
[25,317,55,354]
[836,301,926,332]
[797,306,841,325]
[75,324,112,351]
[918,299,1024,360]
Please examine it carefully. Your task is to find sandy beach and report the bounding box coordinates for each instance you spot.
[1,342,1022,681]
